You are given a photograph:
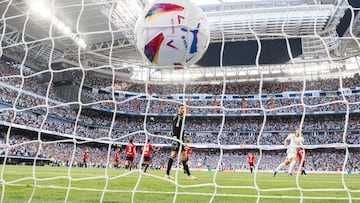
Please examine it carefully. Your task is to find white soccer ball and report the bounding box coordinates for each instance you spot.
[135,0,210,68]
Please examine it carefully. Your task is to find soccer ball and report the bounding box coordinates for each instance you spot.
[135,0,210,68]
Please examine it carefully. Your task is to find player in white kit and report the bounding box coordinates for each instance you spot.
[273,128,304,177]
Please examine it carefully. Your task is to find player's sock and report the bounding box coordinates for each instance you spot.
[166,158,173,175]
[144,164,149,172]
[275,163,286,172]
[288,160,296,174]
[182,160,191,176]
[250,167,253,174]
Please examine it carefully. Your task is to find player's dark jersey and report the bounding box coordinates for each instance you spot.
[126,143,136,158]
[115,150,120,162]
[247,154,255,164]
[82,151,88,161]
[143,143,153,158]
[171,114,187,151]
[172,114,185,141]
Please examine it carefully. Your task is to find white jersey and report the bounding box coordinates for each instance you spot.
[286,133,304,159]
[286,133,304,149]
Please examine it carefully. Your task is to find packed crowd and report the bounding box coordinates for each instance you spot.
[1,109,360,145]
[1,59,360,172]
[71,69,360,95]
[1,133,359,172]
[2,59,360,116]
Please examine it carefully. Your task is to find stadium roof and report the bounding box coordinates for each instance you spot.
[0,0,359,82]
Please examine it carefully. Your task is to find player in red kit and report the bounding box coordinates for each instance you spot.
[184,140,192,173]
[114,148,120,168]
[297,148,307,176]
[125,139,136,171]
[185,142,192,161]
[141,139,160,173]
[82,149,88,168]
[247,152,255,174]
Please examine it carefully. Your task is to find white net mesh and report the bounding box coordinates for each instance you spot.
[0,0,360,202]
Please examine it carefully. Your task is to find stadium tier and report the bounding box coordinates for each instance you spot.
[0,0,359,202]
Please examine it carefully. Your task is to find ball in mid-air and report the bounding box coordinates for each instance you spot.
[135,0,210,68]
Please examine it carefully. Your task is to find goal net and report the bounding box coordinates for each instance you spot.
[0,0,359,202]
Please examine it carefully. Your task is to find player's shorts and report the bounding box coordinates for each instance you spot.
[144,156,151,162]
[286,148,297,161]
[249,163,254,167]
[113,160,120,166]
[301,161,305,167]
[126,157,134,161]
[171,137,185,152]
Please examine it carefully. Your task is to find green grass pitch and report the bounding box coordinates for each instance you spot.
[0,165,359,203]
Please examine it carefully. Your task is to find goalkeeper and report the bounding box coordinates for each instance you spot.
[165,104,196,180]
